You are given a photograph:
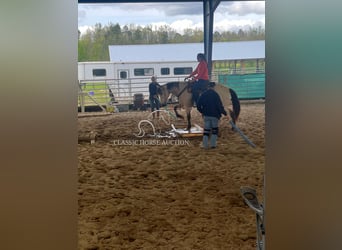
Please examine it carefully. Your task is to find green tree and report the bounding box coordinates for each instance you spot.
[78,22,265,61]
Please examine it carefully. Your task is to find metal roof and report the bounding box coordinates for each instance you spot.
[108,40,265,62]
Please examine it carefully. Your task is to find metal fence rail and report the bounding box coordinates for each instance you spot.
[78,69,266,112]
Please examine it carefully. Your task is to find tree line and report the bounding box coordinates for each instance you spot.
[78,23,265,62]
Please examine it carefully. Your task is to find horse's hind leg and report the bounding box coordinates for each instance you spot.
[229,109,236,131]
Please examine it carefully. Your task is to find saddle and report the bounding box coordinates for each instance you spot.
[186,81,215,94]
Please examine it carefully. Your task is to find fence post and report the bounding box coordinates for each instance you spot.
[79,81,85,113]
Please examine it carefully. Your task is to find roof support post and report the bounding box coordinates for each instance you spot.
[203,0,220,79]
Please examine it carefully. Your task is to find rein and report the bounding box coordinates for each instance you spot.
[176,82,190,98]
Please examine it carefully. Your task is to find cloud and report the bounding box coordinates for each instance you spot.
[218,2,265,16]
[112,3,203,16]
[78,25,94,35]
[169,19,202,33]
[79,2,264,19]
[116,2,265,16]
[78,2,265,35]
[78,3,165,26]
[162,3,203,16]
[111,2,265,17]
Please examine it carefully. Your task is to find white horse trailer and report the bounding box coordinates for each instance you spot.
[78,61,198,106]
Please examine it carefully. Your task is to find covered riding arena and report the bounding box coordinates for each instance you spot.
[78,0,264,248]
[78,101,264,249]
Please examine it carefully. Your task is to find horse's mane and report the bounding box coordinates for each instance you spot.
[166,81,179,91]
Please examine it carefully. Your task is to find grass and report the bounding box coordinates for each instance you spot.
[78,82,112,107]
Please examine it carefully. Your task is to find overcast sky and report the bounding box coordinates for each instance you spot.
[78,1,265,35]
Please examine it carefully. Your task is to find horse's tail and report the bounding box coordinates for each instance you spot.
[229,88,240,124]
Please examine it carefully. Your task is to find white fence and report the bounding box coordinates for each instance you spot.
[78,68,265,112]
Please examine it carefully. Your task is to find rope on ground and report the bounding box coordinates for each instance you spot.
[134,111,178,138]
[229,120,256,148]
[134,120,156,138]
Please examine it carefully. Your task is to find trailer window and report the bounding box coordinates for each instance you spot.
[134,68,154,76]
[174,67,193,75]
[92,69,106,77]
[119,71,128,79]
[161,68,170,75]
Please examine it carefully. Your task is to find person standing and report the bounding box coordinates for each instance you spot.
[196,82,227,149]
[149,76,161,119]
[187,53,209,105]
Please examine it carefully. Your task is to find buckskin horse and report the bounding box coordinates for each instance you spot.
[157,80,240,131]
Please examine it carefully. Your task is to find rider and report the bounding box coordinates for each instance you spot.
[187,53,209,106]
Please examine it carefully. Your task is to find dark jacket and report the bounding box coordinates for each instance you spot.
[197,88,227,119]
[149,82,160,97]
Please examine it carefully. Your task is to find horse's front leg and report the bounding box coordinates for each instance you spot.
[186,110,191,131]
[174,105,184,119]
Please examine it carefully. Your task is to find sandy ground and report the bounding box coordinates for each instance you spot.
[78,102,265,250]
